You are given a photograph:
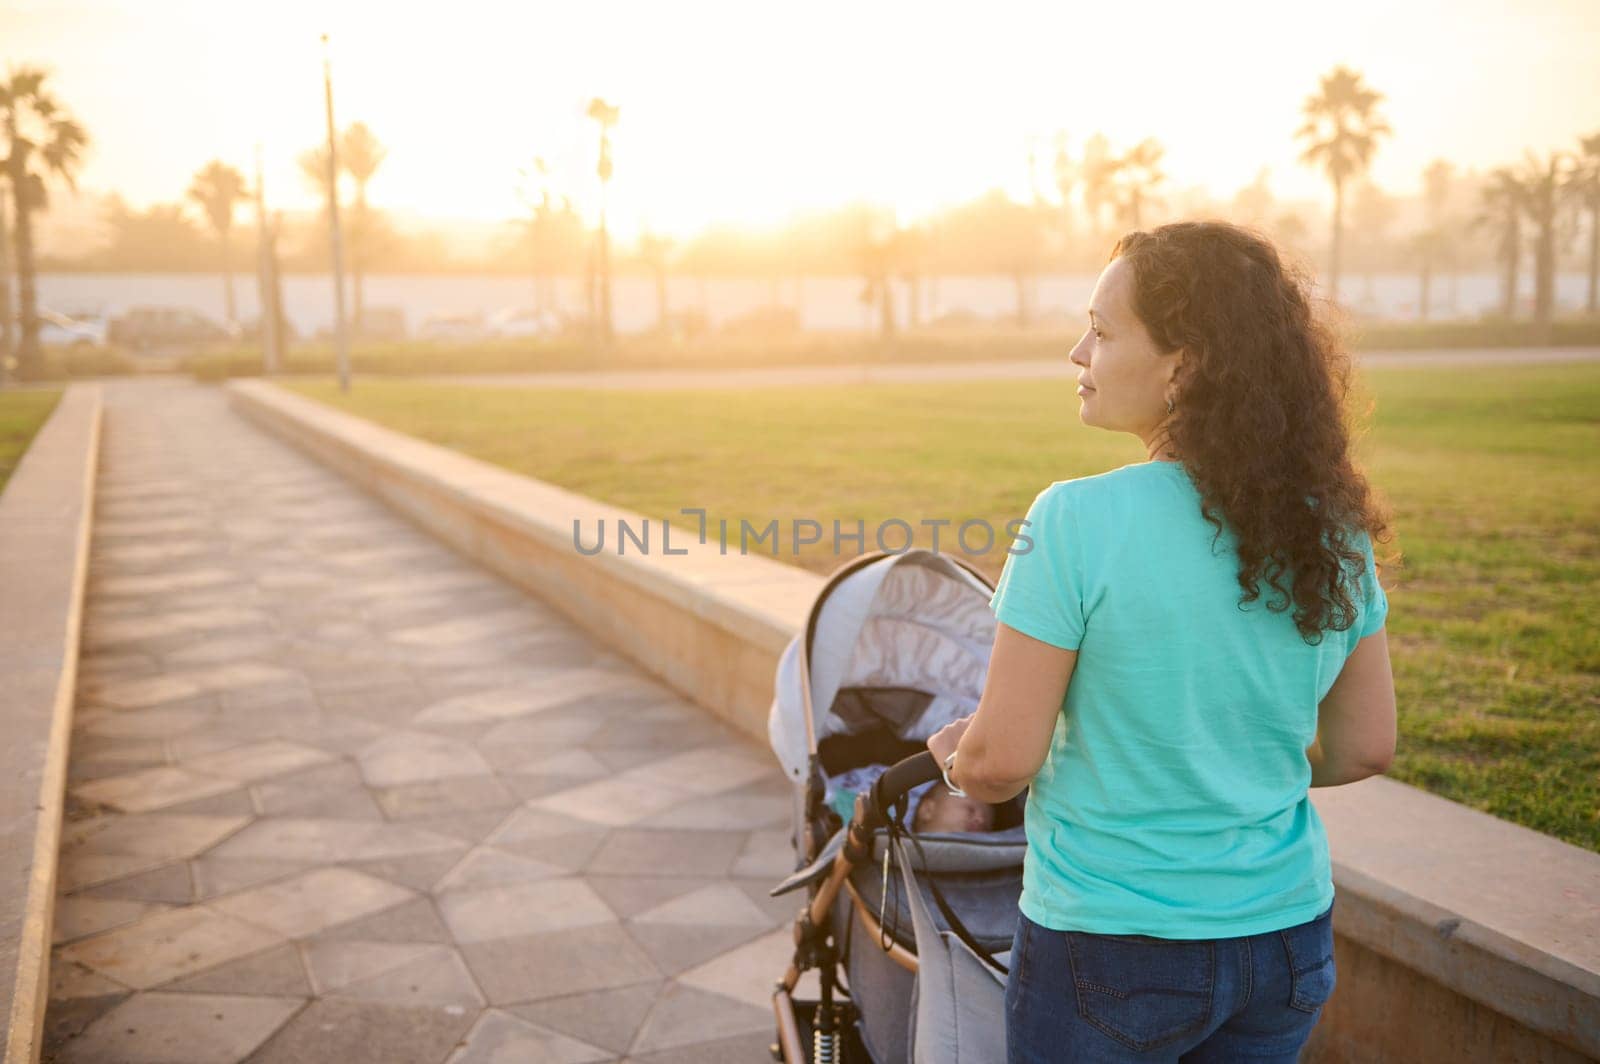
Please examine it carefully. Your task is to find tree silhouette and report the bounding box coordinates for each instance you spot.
[586,98,619,348]
[1109,138,1166,230]
[2,67,89,379]
[1574,132,1600,314]
[1295,65,1392,302]
[1518,149,1572,338]
[187,160,249,326]
[1474,167,1527,318]
[340,122,387,332]
[1414,159,1456,319]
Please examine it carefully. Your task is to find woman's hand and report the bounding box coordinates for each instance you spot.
[927,714,975,766]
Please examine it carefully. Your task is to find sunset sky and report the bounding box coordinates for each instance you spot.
[6,0,1599,244]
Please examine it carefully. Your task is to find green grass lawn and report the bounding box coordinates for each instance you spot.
[0,388,63,495]
[286,364,1600,851]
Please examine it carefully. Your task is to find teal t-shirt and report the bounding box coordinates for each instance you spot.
[989,460,1389,939]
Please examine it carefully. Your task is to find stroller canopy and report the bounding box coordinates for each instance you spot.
[769,550,997,783]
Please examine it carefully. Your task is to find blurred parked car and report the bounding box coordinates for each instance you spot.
[488,307,562,338]
[417,313,488,342]
[109,306,239,350]
[38,308,109,347]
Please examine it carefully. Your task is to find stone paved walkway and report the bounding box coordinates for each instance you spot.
[45,379,798,1063]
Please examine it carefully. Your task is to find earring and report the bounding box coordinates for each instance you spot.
[1166,396,1175,415]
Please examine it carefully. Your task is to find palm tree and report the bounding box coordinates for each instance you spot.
[2,68,89,380]
[1109,138,1166,230]
[1295,65,1393,302]
[1518,150,1570,338]
[187,160,248,327]
[586,98,620,348]
[1474,167,1527,318]
[340,122,387,332]
[1575,132,1600,314]
[1415,159,1455,319]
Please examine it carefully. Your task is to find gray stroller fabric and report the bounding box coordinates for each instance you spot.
[897,837,1010,1064]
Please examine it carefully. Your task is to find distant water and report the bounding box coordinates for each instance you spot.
[34,270,1596,337]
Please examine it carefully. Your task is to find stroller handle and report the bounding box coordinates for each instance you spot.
[862,751,944,831]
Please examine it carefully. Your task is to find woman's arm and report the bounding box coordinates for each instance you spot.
[926,622,1077,804]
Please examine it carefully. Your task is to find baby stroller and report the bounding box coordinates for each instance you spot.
[767,549,1027,1063]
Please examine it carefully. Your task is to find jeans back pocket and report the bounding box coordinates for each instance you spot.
[1278,905,1337,1013]
[1064,932,1215,1052]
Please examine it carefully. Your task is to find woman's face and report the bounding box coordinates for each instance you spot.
[1068,256,1183,459]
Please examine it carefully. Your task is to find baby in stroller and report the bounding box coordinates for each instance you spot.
[824,763,996,835]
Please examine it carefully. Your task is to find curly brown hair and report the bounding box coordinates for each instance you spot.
[1110,220,1398,644]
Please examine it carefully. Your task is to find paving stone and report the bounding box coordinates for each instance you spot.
[584,877,714,921]
[445,1008,610,1064]
[243,998,477,1064]
[531,778,697,828]
[41,992,133,1058]
[157,788,258,817]
[631,883,776,928]
[303,940,438,993]
[59,905,283,989]
[71,765,239,813]
[358,731,496,787]
[161,943,312,996]
[180,738,336,782]
[460,924,659,1005]
[211,816,463,862]
[731,829,796,879]
[631,1030,779,1064]
[434,847,567,892]
[626,922,777,976]
[61,813,249,862]
[190,857,318,900]
[58,851,164,889]
[52,897,172,945]
[676,928,794,1010]
[332,946,484,1008]
[509,982,661,1056]
[586,830,747,878]
[208,867,413,938]
[437,878,615,943]
[412,670,645,726]
[622,745,776,798]
[349,851,469,892]
[373,775,518,820]
[626,983,771,1055]
[57,991,302,1064]
[80,704,213,740]
[403,809,516,844]
[65,856,188,899]
[308,896,454,944]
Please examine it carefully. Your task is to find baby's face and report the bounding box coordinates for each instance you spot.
[914,787,995,834]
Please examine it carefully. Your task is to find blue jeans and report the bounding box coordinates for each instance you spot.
[1005,901,1337,1063]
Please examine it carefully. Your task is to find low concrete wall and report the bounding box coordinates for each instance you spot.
[0,385,102,1064]
[227,378,1599,1062]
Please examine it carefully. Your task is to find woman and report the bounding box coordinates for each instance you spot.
[928,220,1398,1063]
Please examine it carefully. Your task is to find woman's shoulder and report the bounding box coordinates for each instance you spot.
[1037,462,1181,507]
